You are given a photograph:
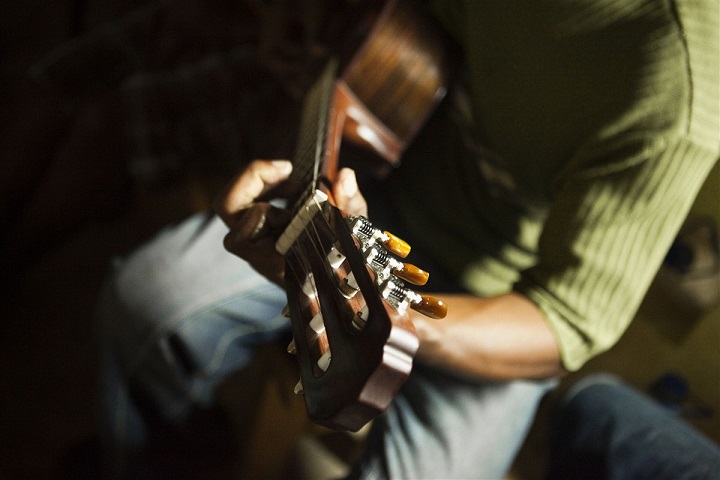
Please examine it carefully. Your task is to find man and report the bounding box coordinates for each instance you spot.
[97,0,719,478]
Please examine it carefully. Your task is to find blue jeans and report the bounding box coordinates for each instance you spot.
[547,374,720,480]
[96,212,553,479]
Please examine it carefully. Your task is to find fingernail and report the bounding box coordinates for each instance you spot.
[341,169,357,197]
[271,160,293,174]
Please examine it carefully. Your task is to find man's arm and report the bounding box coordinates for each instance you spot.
[217,160,564,381]
[412,291,564,380]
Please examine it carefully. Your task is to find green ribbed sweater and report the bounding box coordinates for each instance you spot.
[391,0,719,370]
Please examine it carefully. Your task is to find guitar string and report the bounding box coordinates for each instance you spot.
[284,56,337,292]
[288,59,338,215]
[287,196,338,297]
[283,57,374,362]
[283,67,330,323]
[285,197,336,367]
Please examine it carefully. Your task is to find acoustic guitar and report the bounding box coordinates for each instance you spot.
[274,0,451,432]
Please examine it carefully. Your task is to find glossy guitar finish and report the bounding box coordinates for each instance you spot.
[276,0,451,431]
[281,196,421,431]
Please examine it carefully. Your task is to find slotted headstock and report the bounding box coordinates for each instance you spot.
[271,0,452,431]
[276,190,444,431]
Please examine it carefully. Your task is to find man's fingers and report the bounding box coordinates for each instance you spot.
[223,232,286,286]
[333,168,368,217]
[215,159,293,227]
[231,203,291,243]
[222,202,290,285]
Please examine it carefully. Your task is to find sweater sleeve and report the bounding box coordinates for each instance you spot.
[514,0,719,371]
[417,0,719,370]
[515,135,718,371]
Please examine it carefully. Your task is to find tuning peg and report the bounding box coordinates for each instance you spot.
[281,304,291,317]
[348,216,411,258]
[410,295,448,319]
[287,339,297,355]
[380,278,448,319]
[394,262,429,286]
[362,245,428,286]
[381,230,411,258]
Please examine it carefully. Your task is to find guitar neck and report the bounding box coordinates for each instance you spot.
[288,59,339,208]
[274,0,451,431]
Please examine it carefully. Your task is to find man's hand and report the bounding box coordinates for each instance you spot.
[332,168,368,217]
[215,159,367,286]
[214,159,294,285]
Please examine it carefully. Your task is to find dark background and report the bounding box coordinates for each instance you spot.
[1,1,718,478]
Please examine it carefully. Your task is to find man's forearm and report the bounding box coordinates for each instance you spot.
[411,292,565,380]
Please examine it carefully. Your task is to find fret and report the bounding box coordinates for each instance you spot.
[288,59,339,211]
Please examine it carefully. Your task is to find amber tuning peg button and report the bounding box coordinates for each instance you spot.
[381,231,411,258]
[411,295,448,319]
[362,245,428,285]
[394,263,429,286]
[380,278,448,319]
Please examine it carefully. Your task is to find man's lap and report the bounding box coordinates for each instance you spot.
[97,211,552,478]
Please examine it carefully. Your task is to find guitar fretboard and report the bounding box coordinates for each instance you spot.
[289,59,339,210]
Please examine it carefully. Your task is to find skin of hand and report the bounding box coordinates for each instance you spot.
[214,159,295,286]
[410,293,564,380]
[215,159,564,380]
[214,159,367,285]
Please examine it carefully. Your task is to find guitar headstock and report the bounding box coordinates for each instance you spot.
[276,189,445,431]
[271,0,452,431]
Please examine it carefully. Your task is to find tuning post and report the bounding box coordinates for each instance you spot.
[317,349,331,372]
[287,338,297,355]
[326,244,345,269]
[338,272,360,298]
[353,304,370,331]
[302,273,318,299]
[348,216,411,258]
[309,311,325,334]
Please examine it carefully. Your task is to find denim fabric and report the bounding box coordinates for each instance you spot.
[350,366,555,479]
[96,213,290,477]
[547,374,720,480]
[96,212,553,478]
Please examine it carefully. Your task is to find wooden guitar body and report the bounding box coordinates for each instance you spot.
[328,0,451,179]
[276,0,452,431]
